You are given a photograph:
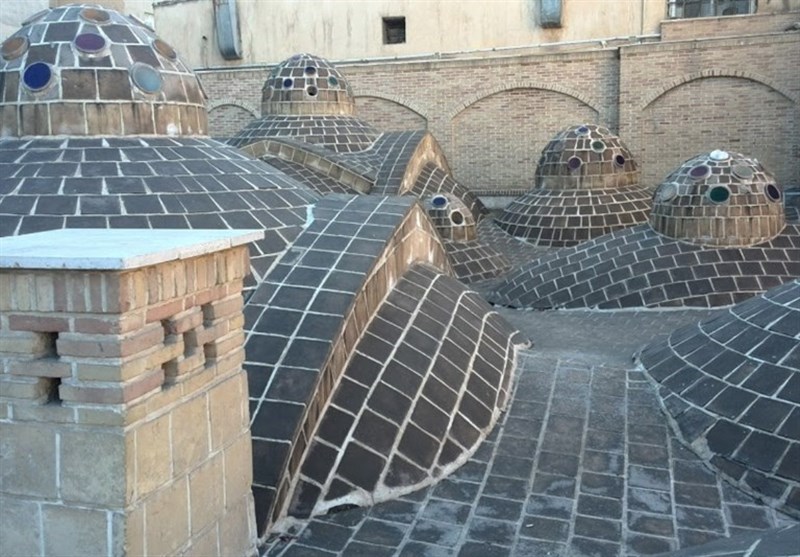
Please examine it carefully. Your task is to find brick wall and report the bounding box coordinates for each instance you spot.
[196,20,800,192]
[620,33,800,187]
[355,96,427,131]
[209,104,259,140]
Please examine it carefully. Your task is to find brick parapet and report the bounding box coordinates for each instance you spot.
[0,230,258,557]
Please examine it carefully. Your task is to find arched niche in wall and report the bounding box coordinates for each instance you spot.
[207,101,259,141]
[638,73,799,188]
[353,91,428,131]
[449,86,599,193]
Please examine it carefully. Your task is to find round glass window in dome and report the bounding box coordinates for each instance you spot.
[765,184,782,203]
[432,195,449,208]
[657,183,678,202]
[708,186,731,204]
[304,66,317,76]
[74,33,107,55]
[709,150,729,161]
[689,165,711,180]
[568,157,583,171]
[130,62,162,94]
[576,125,590,136]
[328,76,339,87]
[307,85,318,97]
[282,78,294,89]
[22,62,54,92]
[1,36,28,61]
[591,140,606,153]
[732,164,754,180]
[451,210,465,225]
[614,154,626,167]
[152,39,178,60]
[80,7,111,24]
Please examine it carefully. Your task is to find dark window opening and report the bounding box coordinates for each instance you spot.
[383,17,406,44]
[667,0,755,19]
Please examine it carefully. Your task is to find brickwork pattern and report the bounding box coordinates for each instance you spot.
[356,96,427,132]
[638,280,800,518]
[290,264,522,519]
[0,137,319,284]
[228,115,380,153]
[261,308,797,557]
[245,195,453,534]
[496,185,652,247]
[0,244,256,557]
[485,223,800,309]
[209,104,258,142]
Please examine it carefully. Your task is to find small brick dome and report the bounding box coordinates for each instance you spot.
[0,4,207,137]
[535,124,640,190]
[426,193,477,242]
[261,53,355,116]
[650,151,785,247]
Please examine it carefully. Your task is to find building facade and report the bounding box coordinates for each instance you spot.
[184,6,800,193]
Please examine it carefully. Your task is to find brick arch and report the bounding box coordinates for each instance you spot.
[641,70,799,110]
[446,81,601,122]
[207,98,260,117]
[352,88,429,121]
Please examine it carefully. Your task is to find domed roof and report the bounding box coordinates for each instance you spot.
[0,4,207,137]
[261,53,355,116]
[650,151,785,247]
[535,124,640,190]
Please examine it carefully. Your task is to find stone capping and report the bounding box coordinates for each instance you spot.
[0,229,264,270]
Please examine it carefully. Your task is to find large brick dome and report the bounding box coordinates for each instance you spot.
[0,3,207,137]
[650,150,785,247]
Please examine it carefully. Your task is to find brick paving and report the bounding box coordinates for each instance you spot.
[261,308,798,556]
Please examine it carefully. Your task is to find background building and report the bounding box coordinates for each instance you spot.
[162,1,799,195]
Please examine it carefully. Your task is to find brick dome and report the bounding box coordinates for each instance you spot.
[0,4,207,137]
[650,151,785,247]
[535,124,640,190]
[261,53,355,116]
[495,123,650,247]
